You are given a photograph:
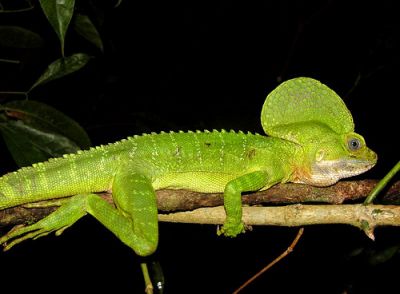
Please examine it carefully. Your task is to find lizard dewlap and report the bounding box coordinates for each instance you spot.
[0,77,377,256]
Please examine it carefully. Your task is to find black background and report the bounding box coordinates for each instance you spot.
[0,1,399,293]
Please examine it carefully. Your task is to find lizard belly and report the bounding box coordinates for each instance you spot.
[152,171,238,193]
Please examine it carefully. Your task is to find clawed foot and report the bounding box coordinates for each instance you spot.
[0,215,76,251]
[217,219,247,237]
[0,195,87,251]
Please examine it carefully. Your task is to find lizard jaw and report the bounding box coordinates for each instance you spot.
[295,158,377,187]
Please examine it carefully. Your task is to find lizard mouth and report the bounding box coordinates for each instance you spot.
[306,157,377,187]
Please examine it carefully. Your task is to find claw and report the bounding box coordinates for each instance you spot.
[217,220,246,237]
[0,195,87,251]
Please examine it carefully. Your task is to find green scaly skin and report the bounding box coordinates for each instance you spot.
[0,77,377,256]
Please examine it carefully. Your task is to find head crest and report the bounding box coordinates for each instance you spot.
[261,77,354,138]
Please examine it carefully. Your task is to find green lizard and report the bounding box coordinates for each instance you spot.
[0,77,377,256]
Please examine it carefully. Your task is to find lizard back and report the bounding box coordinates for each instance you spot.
[0,130,291,209]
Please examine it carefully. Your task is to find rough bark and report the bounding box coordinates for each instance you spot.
[158,204,400,239]
[0,180,399,229]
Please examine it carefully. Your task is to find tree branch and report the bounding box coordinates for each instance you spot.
[0,180,399,230]
[158,204,400,239]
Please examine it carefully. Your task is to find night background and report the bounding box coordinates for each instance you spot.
[0,1,399,293]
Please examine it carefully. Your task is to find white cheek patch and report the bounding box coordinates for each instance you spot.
[304,158,375,187]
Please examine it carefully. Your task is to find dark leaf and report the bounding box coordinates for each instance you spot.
[29,53,91,91]
[0,26,44,48]
[0,120,80,167]
[1,100,91,150]
[367,246,400,266]
[39,0,75,55]
[73,13,104,52]
[149,261,165,294]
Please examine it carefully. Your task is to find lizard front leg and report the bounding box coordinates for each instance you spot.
[0,172,159,257]
[218,170,269,237]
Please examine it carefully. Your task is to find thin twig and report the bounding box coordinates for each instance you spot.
[233,227,304,294]
[141,263,154,294]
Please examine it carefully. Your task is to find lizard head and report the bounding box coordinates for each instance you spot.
[261,77,377,186]
[278,123,377,186]
[308,131,377,186]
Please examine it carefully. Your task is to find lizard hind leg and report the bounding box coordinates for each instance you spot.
[0,194,89,251]
[0,172,159,257]
[110,171,159,256]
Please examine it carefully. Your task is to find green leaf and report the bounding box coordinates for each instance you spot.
[29,53,91,91]
[1,100,91,150]
[39,0,75,55]
[73,13,104,52]
[0,120,81,167]
[0,26,44,48]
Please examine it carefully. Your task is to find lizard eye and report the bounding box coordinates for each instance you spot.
[347,137,362,151]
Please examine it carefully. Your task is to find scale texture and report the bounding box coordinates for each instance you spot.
[0,77,377,255]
